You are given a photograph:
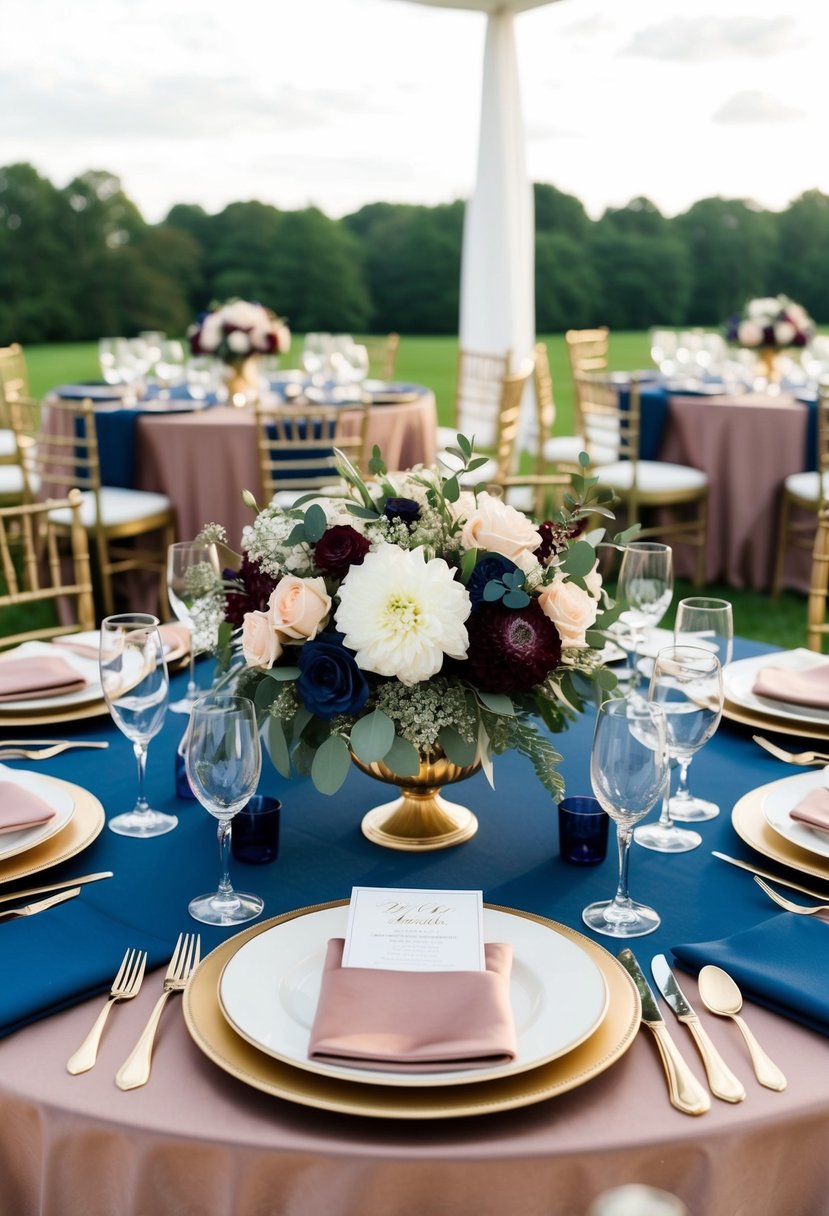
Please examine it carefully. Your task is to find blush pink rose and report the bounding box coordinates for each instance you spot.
[268,575,331,642]
[459,492,542,574]
[242,610,282,669]
[537,574,599,649]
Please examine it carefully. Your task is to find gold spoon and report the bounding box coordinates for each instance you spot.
[697,965,787,1091]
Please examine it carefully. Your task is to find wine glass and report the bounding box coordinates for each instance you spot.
[166,541,221,714]
[670,598,733,821]
[616,542,673,690]
[634,646,723,854]
[185,694,264,926]
[582,697,668,938]
[99,613,177,838]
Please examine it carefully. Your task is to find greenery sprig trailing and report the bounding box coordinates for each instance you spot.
[195,438,634,803]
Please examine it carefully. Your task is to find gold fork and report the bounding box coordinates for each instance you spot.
[752,736,829,766]
[0,741,109,761]
[754,876,829,917]
[115,932,201,1091]
[66,948,147,1075]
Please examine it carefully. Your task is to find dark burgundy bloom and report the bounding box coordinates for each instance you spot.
[314,525,370,579]
[383,497,421,527]
[465,601,562,694]
[223,555,278,627]
[535,518,587,565]
[466,554,518,608]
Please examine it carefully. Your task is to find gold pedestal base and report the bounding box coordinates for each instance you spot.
[361,791,478,851]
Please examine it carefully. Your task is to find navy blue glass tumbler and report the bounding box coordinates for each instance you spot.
[558,796,609,866]
[231,796,281,865]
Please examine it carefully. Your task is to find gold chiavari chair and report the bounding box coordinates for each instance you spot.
[771,383,829,599]
[436,347,512,453]
[364,333,400,382]
[533,341,584,479]
[0,344,29,472]
[807,507,829,652]
[254,399,371,507]
[0,490,95,647]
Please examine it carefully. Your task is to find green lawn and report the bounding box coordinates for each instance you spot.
[19,335,812,650]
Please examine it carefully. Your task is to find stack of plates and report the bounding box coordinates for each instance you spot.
[0,768,105,884]
[183,902,640,1119]
[733,770,829,886]
[723,649,829,741]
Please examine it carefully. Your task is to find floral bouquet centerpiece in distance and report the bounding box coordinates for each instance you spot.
[187,299,291,403]
[192,439,628,849]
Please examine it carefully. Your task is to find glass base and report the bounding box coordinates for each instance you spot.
[188,889,264,926]
[634,821,701,852]
[108,808,178,837]
[582,897,660,938]
[169,696,196,716]
[669,794,720,822]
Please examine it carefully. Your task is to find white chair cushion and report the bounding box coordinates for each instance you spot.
[784,471,829,502]
[0,430,17,460]
[48,487,173,528]
[0,465,26,495]
[436,425,460,451]
[596,461,708,494]
[542,434,584,465]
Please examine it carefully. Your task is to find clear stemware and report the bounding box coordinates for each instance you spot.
[582,698,668,938]
[670,597,733,821]
[166,541,221,715]
[616,542,673,691]
[185,693,264,926]
[634,645,723,854]
[99,613,177,838]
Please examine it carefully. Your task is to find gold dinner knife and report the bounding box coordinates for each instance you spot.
[651,953,746,1103]
[0,886,80,921]
[617,949,710,1116]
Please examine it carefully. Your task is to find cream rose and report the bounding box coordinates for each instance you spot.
[459,491,542,574]
[537,574,599,649]
[268,575,331,642]
[241,610,282,669]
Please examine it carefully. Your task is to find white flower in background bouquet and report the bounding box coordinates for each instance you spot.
[187,299,291,364]
[726,295,814,350]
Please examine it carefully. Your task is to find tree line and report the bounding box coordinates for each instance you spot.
[3,160,829,344]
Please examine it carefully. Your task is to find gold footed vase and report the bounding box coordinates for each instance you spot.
[350,748,481,851]
[224,356,261,406]
[755,346,783,386]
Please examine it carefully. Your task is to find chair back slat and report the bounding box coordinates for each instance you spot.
[255,400,370,500]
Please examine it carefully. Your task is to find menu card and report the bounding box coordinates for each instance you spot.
[341,887,485,972]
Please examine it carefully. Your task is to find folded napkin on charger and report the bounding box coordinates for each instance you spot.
[53,622,191,661]
[673,914,829,1036]
[308,938,517,1072]
[0,781,56,833]
[789,787,829,833]
[751,662,829,708]
[0,655,87,701]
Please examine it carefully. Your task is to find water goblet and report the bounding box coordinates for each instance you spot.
[582,698,668,938]
[671,597,733,822]
[185,694,264,926]
[616,541,673,690]
[166,541,221,714]
[99,613,177,838]
[634,645,723,853]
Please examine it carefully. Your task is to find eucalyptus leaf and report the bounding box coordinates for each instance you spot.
[303,503,328,543]
[443,475,460,503]
[503,589,530,608]
[350,709,395,764]
[263,716,291,778]
[347,504,382,520]
[478,721,495,788]
[439,727,478,768]
[483,580,505,602]
[254,679,278,712]
[384,735,422,778]
[477,691,515,716]
[456,434,473,458]
[293,703,314,740]
[285,522,307,547]
[459,547,478,584]
[561,539,597,577]
[265,665,301,681]
[310,734,352,795]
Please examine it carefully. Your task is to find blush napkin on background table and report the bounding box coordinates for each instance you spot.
[752,661,829,708]
[0,655,87,701]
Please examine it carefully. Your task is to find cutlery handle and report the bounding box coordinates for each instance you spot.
[115,990,171,1091]
[683,1016,746,1103]
[645,1021,710,1115]
[733,1014,787,1091]
[66,998,116,1075]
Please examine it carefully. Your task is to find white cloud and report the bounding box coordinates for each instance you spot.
[625,16,799,61]
[713,90,804,125]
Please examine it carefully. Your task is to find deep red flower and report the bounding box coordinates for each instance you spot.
[224,555,278,626]
[465,601,562,694]
[314,525,370,579]
[535,518,587,565]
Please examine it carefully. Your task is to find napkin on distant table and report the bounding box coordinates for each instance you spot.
[789,787,829,833]
[0,781,56,833]
[751,662,829,709]
[0,655,87,701]
[308,938,517,1072]
[673,914,829,1036]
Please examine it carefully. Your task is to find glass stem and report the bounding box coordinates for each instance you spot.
[674,755,693,803]
[217,819,234,897]
[186,651,198,702]
[613,826,633,908]
[133,741,149,814]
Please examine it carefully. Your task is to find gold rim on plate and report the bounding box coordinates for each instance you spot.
[0,699,110,727]
[0,775,105,885]
[732,778,829,884]
[723,697,829,742]
[183,900,640,1119]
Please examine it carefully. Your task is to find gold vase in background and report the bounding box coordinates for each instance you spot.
[754,346,783,387]
[350,747,481,851]
[224,356,261,406]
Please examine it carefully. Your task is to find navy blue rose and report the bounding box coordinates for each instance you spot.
[466,553,520,608]
[383,497,421,527]
[296,632,369,719]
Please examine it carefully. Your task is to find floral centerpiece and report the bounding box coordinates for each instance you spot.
[192,439,628,848]
[187,298,291,401]
[726,295,814,351]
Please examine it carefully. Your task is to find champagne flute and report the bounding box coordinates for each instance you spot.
[634,646,723,853]
[616,542,673,690]
[582,698,668,938]
[99,613,177,838]
[185,693,264,925]
[671,598,733,821]
[167,541,220,715]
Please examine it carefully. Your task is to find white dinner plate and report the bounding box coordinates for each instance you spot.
[218,904,609,1088]
[0,641,103,712]
[606,624,676,660]
[762,768,829,861]
[0,766,76,862]
[723,648,829,727]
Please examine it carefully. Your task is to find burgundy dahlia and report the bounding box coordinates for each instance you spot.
[314,525,370,579]
[465,601,562,694]
[535,518,587,565]
[223,555,278,627]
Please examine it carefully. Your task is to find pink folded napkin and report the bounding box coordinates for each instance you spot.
[752,662,829,709]
[53,622,191,661]
[308,938,517,1073]
[0,781,56,834]
[789,787,829,833]
[0,655,88,702]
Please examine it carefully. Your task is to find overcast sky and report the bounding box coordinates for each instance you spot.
[4,0,827,223]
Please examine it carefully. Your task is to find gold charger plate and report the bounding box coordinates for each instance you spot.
[0,699,110,727]
[723,697,829,742]
[0,775,105,884]
[183,900,640,1119]
[732,779,829,884]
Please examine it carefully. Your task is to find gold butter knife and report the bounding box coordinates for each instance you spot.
[712,852,829,902]
[0,886,80,921]
[0,871,113,906]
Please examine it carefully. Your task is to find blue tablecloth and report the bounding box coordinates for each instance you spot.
[2,637,826,1038]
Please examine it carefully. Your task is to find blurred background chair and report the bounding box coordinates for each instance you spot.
[534,341,583,476]
[807,506,829,652]
[439,357,534,495]
[565,326,609,449]
[771,382,829,599]
[0,343,29,470]
[364,332,400,382]
[436,347,511,452]
[254,398,371,507]
[12,396,176,619]
[0,490,95,647]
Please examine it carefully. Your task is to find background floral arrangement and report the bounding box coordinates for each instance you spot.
[187,298,291,363]
[726,294,814,350]
[195,439,628,801]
